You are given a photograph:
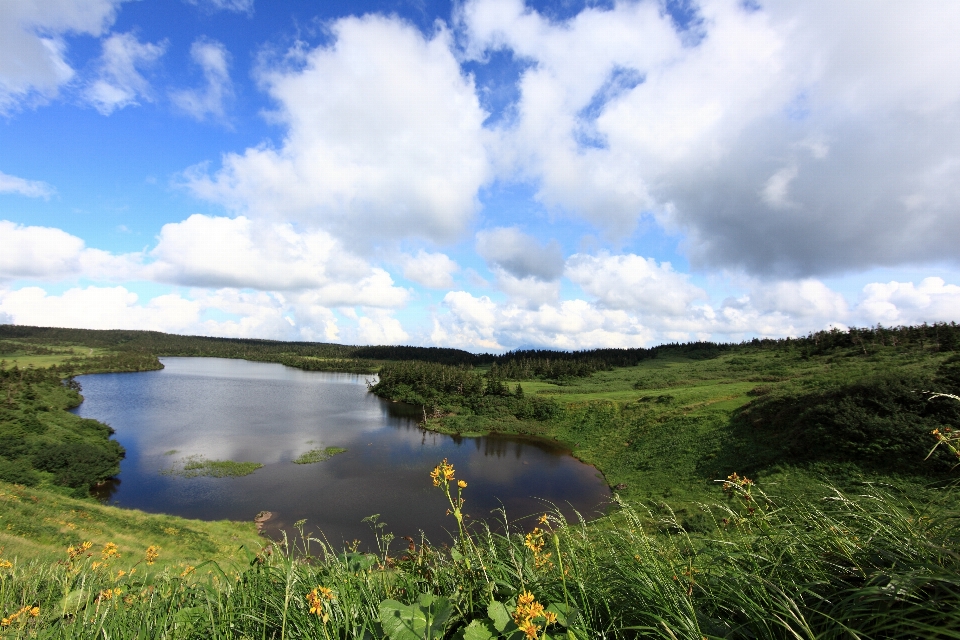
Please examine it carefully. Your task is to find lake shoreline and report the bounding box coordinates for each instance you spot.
[70,357,613,546]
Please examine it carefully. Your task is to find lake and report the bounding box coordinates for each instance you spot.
[72,357,611,547]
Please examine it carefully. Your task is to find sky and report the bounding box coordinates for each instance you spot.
[1,0,959,352]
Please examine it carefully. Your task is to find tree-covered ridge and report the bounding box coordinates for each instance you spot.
[5,321,959,377]
[0,363,126,496]
[370,361,562,424]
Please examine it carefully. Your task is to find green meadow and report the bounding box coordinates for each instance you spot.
[0,323,958,638]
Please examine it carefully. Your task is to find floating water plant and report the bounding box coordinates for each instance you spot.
[161,454,262,478]
[292,447,347,465]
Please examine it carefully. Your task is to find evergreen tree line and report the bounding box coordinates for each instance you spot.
[3,321,959,380]
[370,360,561,422]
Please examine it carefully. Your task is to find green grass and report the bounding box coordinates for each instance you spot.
[1,472,957,638]
[292,447,347,464]
[160,455,263,478]
[2,328,959,636]
[416,345,959,516]
[0,481,261,568]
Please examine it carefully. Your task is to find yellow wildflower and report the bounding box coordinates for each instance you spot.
[97,588,122,602]
[145,545,160,565]
[430,459,456,486]
[0,559,12,569]
[1,605,40,627]
[67,541,93,561]
[101,542,120,560]
[512,590,555,639]
[458,480,467,489]
[524,528,545,554]
[306,586,335,623]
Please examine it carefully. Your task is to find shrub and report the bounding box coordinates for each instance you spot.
[33,441,124,491]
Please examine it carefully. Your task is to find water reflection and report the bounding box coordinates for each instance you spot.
[73,357,610,547]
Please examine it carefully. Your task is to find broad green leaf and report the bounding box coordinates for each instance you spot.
[487,600,512,633]
[60,589,86,616]
[379,595,453,640]
[379,599,423,640]
[546,602,578,628]
[418,593,453,627]
[457,619,497,640]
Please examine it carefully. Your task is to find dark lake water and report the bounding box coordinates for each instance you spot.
[72,357,611,547]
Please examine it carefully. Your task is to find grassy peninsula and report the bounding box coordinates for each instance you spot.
[0,323,958,638]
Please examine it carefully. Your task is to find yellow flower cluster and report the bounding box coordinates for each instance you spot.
[67,541,93,562]
[0,559,12,570]
[145,545,160,565]
[430,459,456,486]
[524,528,553,569]
[1,605,39,627]
[306,586,336,623]
[722,472,754,492]
[101,542,120,560]
[97,588,122,602]
[512,591,557,640]
[524,529,545,554]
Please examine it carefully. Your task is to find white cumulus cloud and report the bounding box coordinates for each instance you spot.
[146,214,409,307]
[86,31,166,115]
[170,38,233,121]
[0,220,141,281]
[566,253,706,316]
[856,278,960,327]
[0,0,124,112]
[475,227,564,281]
[184,14,489,245]
[0,286,201,333]
[399,250,460,289]
[356,309,410,345]
[460,0,960,276]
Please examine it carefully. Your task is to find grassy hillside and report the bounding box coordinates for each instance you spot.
[372,328,960,524]
[0,480,260,568]
[1,323,958,637]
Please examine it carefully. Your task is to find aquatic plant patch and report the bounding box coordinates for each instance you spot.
[292,447,347,464]
[161,454,262,478]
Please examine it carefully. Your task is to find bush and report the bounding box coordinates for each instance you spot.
[735,373,960,474]
[33,441,125,491]
[0,457,39,486]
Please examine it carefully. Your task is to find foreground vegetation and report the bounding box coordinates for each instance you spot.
[1,458,958,639]
[1,322,959,636]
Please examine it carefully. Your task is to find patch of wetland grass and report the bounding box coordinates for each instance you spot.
[161,455,263,478]
[292,447,347,464]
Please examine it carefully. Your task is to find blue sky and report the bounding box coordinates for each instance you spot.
[2,0,959,351]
